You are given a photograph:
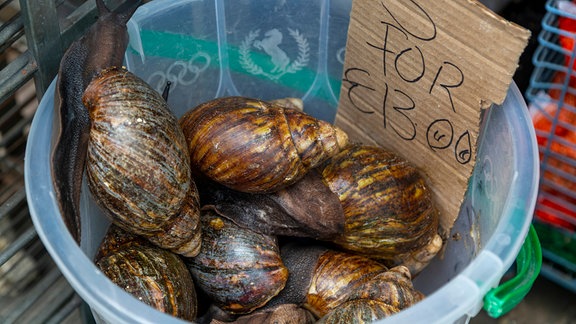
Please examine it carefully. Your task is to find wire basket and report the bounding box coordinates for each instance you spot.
[526,0,576,293]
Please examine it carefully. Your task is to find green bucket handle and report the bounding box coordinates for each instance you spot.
[483,225,542,318]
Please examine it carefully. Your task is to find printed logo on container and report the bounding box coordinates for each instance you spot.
[240,28,309,81]
[146,52,211,92]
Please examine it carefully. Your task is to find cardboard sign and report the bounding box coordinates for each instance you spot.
[336,0,530,233]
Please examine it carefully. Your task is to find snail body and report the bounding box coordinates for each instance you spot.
[186,208,289,315]
[95,225,197,321]
[198,170,345,240]
[51,0,141,242]
[179,96,348,193]
[83,67,201,257]
[319,144,442,275]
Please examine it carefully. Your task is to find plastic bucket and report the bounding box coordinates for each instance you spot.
[25,0,540,323]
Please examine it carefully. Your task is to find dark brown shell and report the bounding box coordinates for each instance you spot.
[179,96,348,193]
[186,208,288,315]
[83,67,201,257]
[95,225,197,321]
[319,144,441,273]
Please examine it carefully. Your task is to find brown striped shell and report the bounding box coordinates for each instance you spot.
[185,208,289,315]
[95,225,197,320]
[316,299,399,324]
[83,67,201,257]
[273,244,423,319]
[318,144,441,275]
[209,304,316,324]
[303,249,390,318]
[303,251,422,318]
[179,96,348,193]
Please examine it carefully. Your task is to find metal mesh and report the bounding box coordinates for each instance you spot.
[0,0,112,322]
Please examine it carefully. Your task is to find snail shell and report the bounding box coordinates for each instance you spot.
[344,265,424,309]
[209,304,316,324]
[83,67,201,257]
[95,225,197,320]
[270,244,423,319]
[186,208,289,315]
[319,144,441,274]
[316,299,399,324]
[179,96,348,193]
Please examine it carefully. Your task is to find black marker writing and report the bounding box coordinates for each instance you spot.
[343,0,471,165]
[342,68,376,114]
[429,61,464,113]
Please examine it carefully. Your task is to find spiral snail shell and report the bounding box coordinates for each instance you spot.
[83,66,201,257]
[318,144,442,274]
[179,96,349,193]
[209,304,316,324]
[269,244,423,320]
[95,225,197,320]
[316,299,399,324]
[186,208,289,315]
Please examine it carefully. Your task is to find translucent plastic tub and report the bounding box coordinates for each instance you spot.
[25,0,540,323]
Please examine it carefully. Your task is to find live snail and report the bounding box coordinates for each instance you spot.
[317,144,443,275]
[83,66,202,257]
[185,208,289,315]
[95,225,197,320]
[50,0,142,243]
[178,96,349,193]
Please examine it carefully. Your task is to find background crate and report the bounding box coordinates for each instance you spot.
[526,0,576,294]
[0,1,137,323]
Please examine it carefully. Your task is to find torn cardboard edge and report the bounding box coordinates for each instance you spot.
[335,0,530,236]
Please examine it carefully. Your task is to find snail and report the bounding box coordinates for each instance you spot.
[316,299,399,324]
[268,244,423,320]
[185,208,289,315]
[207,304,316,324]
[51,0,141,242]
[197,170,345,240]
[95,225,197,321]
[318,144,443,275]
[179,96,349,193]
[83,66,201,257]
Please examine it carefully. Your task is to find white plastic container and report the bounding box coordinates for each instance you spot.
[24,0,540,323]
